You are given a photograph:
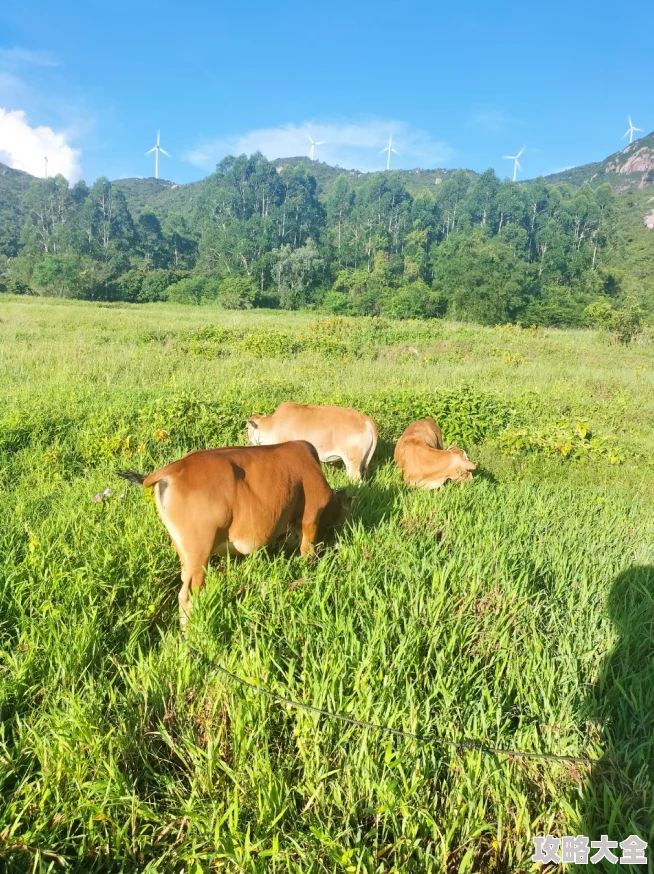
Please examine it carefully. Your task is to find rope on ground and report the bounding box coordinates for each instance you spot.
[192,649,604,767]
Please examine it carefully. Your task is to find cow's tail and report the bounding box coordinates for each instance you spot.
[117,469,147,486]
[118,463,174,489]
[361,417,379,477]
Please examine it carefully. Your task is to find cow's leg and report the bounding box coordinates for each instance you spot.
[175,538,214,629]
[300,517,319,556]
[177,565,206,629]
[300,493,331,556]
[344,449,363,482]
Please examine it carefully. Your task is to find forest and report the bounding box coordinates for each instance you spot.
[0,152,642,327]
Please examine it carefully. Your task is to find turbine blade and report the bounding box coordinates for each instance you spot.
[378,147,388,154]
[145,147,156,155]
[306,133,314,144]
[633,126,643,132]
[392,149,399,155]
[315,141,325,146]
[160,148,171,158]
[622,129,630,138]
[627,116,632,126]
[502,155,514,160]
[517,146,525,157]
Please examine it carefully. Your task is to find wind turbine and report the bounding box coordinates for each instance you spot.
[44,156,48,178]
[379,135,399,171]
[145,130,171,180]
[306,133,325,161]
[503,146,525,182]
[622,115,643,144]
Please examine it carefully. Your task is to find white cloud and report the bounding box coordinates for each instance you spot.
[0,47,59,68]
[0,107,82,181]
[185,119,455,173]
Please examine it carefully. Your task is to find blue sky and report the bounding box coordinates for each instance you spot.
[0,0,651,184]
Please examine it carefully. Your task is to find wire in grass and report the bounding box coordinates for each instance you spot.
[191,647,606,768]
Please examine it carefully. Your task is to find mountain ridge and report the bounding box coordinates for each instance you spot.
[103,130,654,220]
[2,132,653,227]
[540,131,654,190]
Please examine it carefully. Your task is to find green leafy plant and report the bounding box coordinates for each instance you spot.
[499,420,622,463]
[237,329,303,358]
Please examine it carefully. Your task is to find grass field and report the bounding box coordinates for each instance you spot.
[1,296,654,873]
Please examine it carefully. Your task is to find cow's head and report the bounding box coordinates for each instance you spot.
[449,447,476,481]
[246,416,263,445]
[319,489,357,540]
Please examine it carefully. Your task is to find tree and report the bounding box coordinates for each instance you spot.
[140,268,175,302]
[217,276,258,309]
[80,178,135,257]
[464,168,499,229]
[434,170,470,238]
[272,239,324,309]
[168,276,219,305]
[403,225,429,282]
[20,176,74,256]
[137,211,165,267]
[31,253,83,297]
[385,281,446,319]
[326,175,354,269]
[432,232,538,324]
[162,213,198,269]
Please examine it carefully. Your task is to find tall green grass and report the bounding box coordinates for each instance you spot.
[1,297,653,872]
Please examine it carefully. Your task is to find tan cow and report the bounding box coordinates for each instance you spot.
[394,418,476,489]
[119,441,354,627]
[247,402,378,481]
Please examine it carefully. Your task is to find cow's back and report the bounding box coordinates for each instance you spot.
[273,401,367,431]
[394,418,446,484]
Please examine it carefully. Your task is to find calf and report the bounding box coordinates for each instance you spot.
[394,418,476,490]
[247,402,378,481]
[119,441,354,627]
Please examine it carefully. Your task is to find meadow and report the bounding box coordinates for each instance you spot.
[1,296,653,873]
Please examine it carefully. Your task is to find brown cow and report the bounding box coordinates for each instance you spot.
[394,418,476,490]
[119,441,354,627]
[247,402,378,481]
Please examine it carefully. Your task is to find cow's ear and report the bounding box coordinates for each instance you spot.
[247,418,258,430]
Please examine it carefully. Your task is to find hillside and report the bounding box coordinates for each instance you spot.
[540,131,654,191]
[108,132,654,223]
[3,135,653,237]
[112,160,476,222]
[535,133,654,299]
[0,162,32,256]
[112,176,204,218]
[270,156,476,199]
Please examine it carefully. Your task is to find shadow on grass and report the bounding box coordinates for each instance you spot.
[352,479,404,530]
[470,465,498,485]
[581,564,654,870]
[370,436,396,470]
